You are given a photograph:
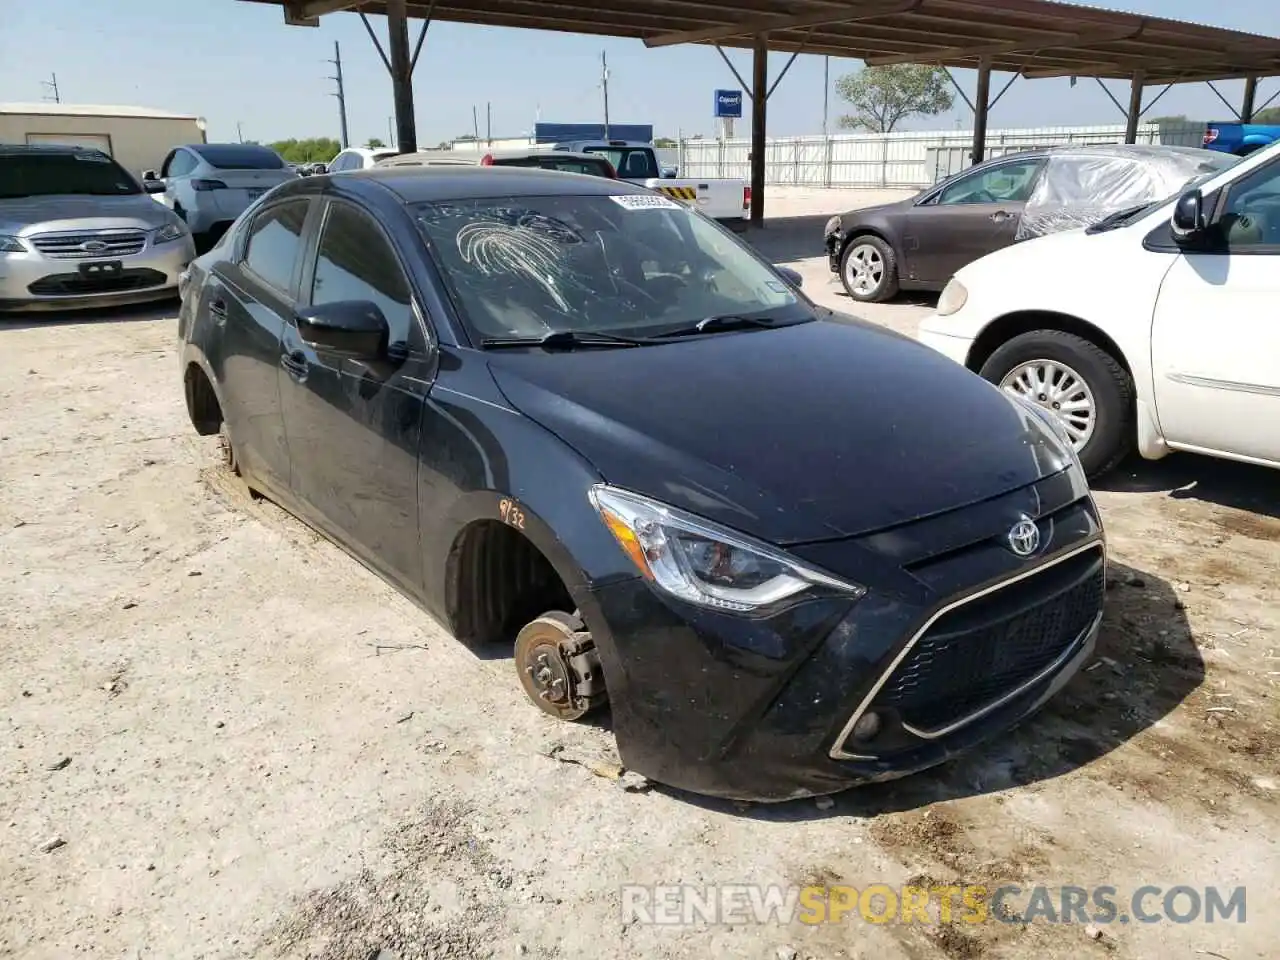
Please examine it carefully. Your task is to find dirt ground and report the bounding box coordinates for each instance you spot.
[2,187,1277,960]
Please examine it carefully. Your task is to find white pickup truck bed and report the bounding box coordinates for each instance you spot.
[554,140,749,223]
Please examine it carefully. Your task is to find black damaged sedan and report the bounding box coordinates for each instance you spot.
[178,166,1105,801]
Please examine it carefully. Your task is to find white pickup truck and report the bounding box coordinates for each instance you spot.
[553,140,749,225]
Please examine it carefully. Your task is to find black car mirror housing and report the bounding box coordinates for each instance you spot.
[775,266,804,289]
[1170,188,1209,243]
[142,180,166,194]
[296,300,390,359]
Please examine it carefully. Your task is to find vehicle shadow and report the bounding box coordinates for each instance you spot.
[0,299,177,330]
[665,559,1202,820]
[739,214,832,265]
[1095,451,1280,522]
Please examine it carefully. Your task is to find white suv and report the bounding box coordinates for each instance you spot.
[327,147,403,172]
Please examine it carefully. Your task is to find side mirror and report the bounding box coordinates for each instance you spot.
[296,300,389,359]
[142,179,166,194]
[776,265,804,289]
[1171,189,1208,242]
[142,170,159,182]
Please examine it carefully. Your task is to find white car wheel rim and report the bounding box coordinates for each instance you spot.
[844,243,884,297]
[1000,359,1097,450]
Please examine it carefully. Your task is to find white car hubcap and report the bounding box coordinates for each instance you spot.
[1000,359,1097,449]
[844,243,884,297]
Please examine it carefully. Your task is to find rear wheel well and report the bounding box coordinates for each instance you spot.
[446,520,576,649]
[184,363,222,435]
[966,311,1131,376]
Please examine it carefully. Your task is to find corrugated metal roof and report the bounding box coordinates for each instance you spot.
[0,102,202,121]
[241,0,1280,84]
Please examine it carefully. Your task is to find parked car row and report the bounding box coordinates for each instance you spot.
[916,138,1280,479]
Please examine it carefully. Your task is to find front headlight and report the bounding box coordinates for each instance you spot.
[0,235,27,254]
[154,221,188,244]
[589,485,865,613]
[936,278,968,316]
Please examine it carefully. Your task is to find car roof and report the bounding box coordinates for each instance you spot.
[376,148,611,167]
[345,165,647,202]
[0,142,107,157]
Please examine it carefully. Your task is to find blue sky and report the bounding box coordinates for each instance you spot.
[2,0,1276,146]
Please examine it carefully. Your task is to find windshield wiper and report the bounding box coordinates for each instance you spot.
[480,330,656,350]
[1086,203,1151,234]
[657,314,780,338]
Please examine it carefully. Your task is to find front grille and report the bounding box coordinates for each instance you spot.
[30,230,147,259]
[874,548,1105,735]
[28,268,168,297]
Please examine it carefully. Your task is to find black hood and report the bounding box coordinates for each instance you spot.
[486,319,1074,544]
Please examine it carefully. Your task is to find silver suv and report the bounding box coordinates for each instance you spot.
[0,144,196,313]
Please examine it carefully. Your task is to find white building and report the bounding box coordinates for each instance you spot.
[0,103,207,178]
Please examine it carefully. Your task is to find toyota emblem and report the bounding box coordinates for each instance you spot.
[80,240,109,253]
[1007,517,1041,557]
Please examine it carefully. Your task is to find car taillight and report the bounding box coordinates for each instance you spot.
[743,186,752,210]
[480,153,495,166]
[191,179,228,191]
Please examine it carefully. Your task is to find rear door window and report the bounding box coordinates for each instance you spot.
[585,147,659,179]
[243,199,310,294]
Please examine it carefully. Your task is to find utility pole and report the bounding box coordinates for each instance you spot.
[236,121,244,143]
[328,40,349,148]
[40,72,60,103]
[472,105,480,141]
[601,51,610,140]
[486,102,492,144]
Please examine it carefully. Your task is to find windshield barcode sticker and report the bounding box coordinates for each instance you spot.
[609,194,682,211]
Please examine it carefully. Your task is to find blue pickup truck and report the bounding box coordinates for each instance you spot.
[1202,122,1280,156]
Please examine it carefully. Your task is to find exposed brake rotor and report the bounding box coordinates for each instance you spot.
[514,611,607,721]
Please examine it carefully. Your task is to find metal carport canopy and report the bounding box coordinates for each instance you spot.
[249,0,1280,222]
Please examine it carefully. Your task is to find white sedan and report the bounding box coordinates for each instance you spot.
[917,141,1280,477]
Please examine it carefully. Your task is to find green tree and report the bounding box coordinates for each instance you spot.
[835,64,954,133]
[268,137,341,164]
[365,137,386,149]
[1150,115,1188,124]
[1254,106,1280,125]
[653,137,677,148]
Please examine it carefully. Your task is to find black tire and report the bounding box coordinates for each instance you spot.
[978,330,1135,479]
[838,234,899,303]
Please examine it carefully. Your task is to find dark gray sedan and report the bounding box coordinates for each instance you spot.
[824,144,1236,302]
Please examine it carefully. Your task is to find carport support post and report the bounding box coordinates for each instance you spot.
[970,58,992,165]
[1242,76,1258,123]
[1124,71,1145,144]
[750,33,768,225]
[386,0,417,153]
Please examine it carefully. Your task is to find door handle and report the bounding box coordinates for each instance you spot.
[990,210,1014,223]
[208,298,227,324]
[280,351,309,380]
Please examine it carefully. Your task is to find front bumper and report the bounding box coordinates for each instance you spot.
[0,234,195,313]
[916,319,976,367]
[584,468,1105,801]
[825,232,842,272]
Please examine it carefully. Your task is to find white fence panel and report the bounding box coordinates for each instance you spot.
[675,121,1210,188]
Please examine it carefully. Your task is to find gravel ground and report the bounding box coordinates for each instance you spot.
[2,187,1277,960]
